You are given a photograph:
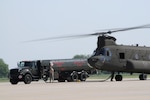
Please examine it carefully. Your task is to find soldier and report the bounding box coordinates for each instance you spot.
[111,72,114,81]
[49,61,54,82]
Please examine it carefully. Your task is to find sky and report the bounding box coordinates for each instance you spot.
[1,0,150,69]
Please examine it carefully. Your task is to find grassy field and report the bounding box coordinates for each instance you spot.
[0,78,9,82]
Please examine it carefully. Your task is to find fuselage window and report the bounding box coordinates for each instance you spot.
[119,53,125,59]
[148,54,150,60]
[106,51,110,56]
[134,54,139,60]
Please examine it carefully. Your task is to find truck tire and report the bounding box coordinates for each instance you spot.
[43,74,49,82]
[10,79,18,85]
[80,72,87,81]
[24,74,32,84]
[71,71,78,82]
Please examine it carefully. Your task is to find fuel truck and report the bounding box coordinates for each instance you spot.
[9,59,96,84]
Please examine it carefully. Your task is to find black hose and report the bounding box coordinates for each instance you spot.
[98,74,112,82]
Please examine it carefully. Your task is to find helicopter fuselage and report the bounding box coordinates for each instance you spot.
[88,45,150,74]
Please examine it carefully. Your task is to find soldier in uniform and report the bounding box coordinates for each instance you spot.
[49,61,54,82]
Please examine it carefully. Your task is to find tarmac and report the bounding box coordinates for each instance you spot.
[1,78,150,100]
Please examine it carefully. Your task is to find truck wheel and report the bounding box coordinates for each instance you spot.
[10,79,18,85]
[43,75,49,82]
[71,71,78,82]
[80,72,87,81]
[24,74,32,84]
[58,73,66,82]
[67,77,72,82]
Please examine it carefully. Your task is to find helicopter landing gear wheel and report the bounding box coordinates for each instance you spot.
[139,74,147,80]
[115,75,123,81]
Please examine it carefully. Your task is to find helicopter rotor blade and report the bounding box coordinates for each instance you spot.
[23,24,150,42]
[23,34,92,43]
[75,24,150,36]
[103,24,150,34]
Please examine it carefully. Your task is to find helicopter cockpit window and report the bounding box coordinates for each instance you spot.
[92,48,105,56]
[99,48,105,55]
[92,48,111,56]
[99,48,111,56]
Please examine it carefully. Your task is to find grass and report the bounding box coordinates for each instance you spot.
[0,78,9,82]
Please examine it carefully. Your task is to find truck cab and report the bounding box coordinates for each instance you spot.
[9,60,41,84]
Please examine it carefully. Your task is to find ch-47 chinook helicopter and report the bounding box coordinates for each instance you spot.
[25,24,150,81]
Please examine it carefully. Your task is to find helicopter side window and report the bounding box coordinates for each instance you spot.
[106,51,110,56]
[119,53,125,59]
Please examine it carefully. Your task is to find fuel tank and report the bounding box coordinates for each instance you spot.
[126,60,150,73]
[40,59,91,71]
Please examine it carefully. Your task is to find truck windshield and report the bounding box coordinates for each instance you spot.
[18,61,34,68]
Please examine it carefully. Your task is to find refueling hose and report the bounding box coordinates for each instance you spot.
[98,74,112,82]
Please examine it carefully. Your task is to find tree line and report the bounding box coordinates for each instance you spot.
[0,59,9,78]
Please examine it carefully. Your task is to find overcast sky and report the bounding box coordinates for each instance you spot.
[1,0,150,69]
